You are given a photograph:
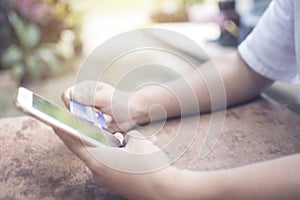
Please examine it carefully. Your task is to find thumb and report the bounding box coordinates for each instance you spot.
[124,130,159,154]
[123,130,171,173]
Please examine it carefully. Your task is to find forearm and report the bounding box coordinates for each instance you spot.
[224,154,300,200]
[158,169,226,200]
[131,51,273,124]
[159,154,300,200]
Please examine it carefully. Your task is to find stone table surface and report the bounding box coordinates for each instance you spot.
[1,96,300,200]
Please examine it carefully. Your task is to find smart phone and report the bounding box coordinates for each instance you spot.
[14,87,122,147]
[69,99,108,129]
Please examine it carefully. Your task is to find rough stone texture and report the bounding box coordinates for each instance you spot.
[0,117,123,200]
[1,96,300,199]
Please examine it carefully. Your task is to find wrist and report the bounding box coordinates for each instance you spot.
[158,168,228,200]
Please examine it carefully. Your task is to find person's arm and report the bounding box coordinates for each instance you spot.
[62,51,273,132]
[54,128,300,200]
[130,51,273,125]
[224,154,300,200]
[164,154,300,200]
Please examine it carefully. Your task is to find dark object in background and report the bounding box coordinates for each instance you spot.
[217,0,240,46]
[238,0,271,43]
[216,0,271,47]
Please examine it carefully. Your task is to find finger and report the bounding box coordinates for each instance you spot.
[103,114,113,123]
[107,122,128,134]
[94,82,119,110]
[124,130,157,144]
[94,90,114,110]
[124,130,159,153]
[124,131,171,171]
[71,81,109,107]
[61,87,74,109]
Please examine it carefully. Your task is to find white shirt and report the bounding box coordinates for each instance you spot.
[238,0,300,84]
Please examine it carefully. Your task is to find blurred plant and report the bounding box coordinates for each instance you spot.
[177,0,204,8]
[151,0,204,23]
[0,0,81,85]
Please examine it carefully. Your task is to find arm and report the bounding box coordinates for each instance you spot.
[224,154,300,200]
[62,51,273,132]
[54,128,300,200]
[165,154,300,200]
[131,51,273,125]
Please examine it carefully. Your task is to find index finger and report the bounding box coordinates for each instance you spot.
[61,87,74,109]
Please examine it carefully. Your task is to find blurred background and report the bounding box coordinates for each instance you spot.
[1,0,277,118]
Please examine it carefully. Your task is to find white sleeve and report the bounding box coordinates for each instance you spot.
[238,0,299,84]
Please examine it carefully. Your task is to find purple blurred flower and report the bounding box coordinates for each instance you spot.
[13,0,50,25]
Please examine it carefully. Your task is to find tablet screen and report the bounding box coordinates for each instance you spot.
[32,94,119,146]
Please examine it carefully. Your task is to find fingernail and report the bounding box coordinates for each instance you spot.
[103,114,113,123]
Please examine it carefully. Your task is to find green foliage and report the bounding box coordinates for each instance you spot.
[25,54,40,78]
[38,47,60,73]
[7,12,41,48]
[8,12,41,49]
[1,45,23,67]
[11,63,25,81]
[0,0,81,85]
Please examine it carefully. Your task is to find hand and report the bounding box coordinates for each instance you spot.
[61,81,147,133]
[53,128,176,200]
